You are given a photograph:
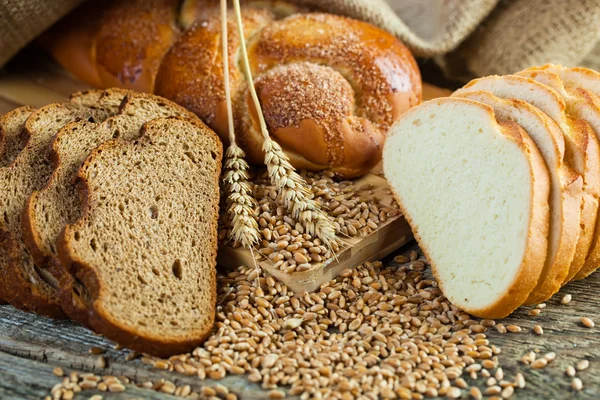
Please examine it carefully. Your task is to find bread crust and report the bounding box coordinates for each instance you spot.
[521,65,600,280]
[38,1,108,88]
[43,2,422,178]
[155,8,274,137]
[456,74,600,302]
[22,120,107,268]
[237,13,421,178]
[21,90,132,269]
[515,69,600,283]
[530,64,600,99]
[557,86,600,279]
[0,107,35,305]
[57,117,222,356]
[561,118,600,281]
[4,232,66,319]
[20,92,195,327]
[0,106,35,167]
[453,90,582,303]
[0,90,122,318]
[0,103,82,316]
[384,98,549,318]
[578,116,600,276]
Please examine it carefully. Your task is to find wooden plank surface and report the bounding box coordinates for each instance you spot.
[0,254,598,399]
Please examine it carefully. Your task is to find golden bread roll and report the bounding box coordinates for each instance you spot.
[42,0,422,178]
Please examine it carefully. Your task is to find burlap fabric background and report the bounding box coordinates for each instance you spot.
[0,0,81,67]
[439,0,600,80]
[1,0,600,80]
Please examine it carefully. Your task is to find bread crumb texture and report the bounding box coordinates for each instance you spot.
[61,117,222,352]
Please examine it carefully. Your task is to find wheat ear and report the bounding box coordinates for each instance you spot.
[232,0,339,249]
[220,0,259,250]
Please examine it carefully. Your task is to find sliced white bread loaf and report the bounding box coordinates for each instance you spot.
[521,65,600,279]
[527,64,600,99]
[57,117,222,356]
[454,75,600,304]
[383,98,550,318]
[21,93,197,326]
[452,90,582,298]
[0,106,35,167]
[516,69,600,281]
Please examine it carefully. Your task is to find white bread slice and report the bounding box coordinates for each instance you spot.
[452,90,582,300]
[516,69,600,281]
[526,64,600,99]
[520,65,600,279]
[383,98,550,318]
[454,75,599,303]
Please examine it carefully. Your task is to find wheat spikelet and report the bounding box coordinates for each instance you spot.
[220,0,259,250]
[223,146,259,248]
[262,139,339,247]
[232,0,339,249]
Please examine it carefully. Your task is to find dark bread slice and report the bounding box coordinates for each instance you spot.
[21,93,196,325]
[70,88,132,121]
[57,117,222,356]
[0,106,35,167]
[0,106,34,305]
[0,90,126,316]
[69,89,104,107]
[0,103,92,312]
[0,229,13,305]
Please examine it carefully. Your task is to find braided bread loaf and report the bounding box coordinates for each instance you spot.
[42,0,422,178]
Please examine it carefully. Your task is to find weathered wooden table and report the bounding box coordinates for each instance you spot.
[1,256,599,400]
[0,52,599,399]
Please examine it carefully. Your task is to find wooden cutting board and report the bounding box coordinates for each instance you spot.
[217,173,412,292]
[0,52,451,292]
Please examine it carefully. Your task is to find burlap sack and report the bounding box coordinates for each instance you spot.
[0,0,499,64]
[1,0,600,81]
[441,0,600,79]
[582,41,600,72]
[0,0,81,67]
[295,0,500,57]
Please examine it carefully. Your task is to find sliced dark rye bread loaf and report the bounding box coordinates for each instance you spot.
[0,90,128,316]
[0,104,97,315]
[57,117,222,356]
[0,103,96,313]
[0,90,118,309]
[0,229,12,305]
[0,106,35,167]
[0,106,34,305]
[21,93,197,325]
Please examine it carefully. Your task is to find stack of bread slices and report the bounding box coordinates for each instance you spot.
[384,65,600,319]
[0,89,222,357]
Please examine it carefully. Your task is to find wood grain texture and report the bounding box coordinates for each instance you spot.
[0,350,182,400]
[0,268,599,399]
[0,306,268,399]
